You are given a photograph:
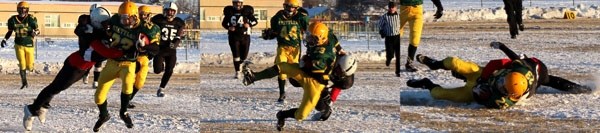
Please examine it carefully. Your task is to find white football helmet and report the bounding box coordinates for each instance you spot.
[337,54,358,76]
[163,2,178,12]
[90,7,111,29]
[89,3,101,13]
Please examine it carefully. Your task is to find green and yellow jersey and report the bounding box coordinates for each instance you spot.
[270,9,309,47]
[7,15,38,46]
[107,15,160,61]
[306,30,339,81]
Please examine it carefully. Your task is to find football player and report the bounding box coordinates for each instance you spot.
[151,2,185,97]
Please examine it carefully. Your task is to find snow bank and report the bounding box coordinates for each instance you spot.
[200,50,387,66]
[424,4,600,22]
[0,59,199,75]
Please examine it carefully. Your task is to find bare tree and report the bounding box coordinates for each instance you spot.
[174,0,196,14]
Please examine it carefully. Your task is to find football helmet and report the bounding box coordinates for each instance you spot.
[118,1,139,28]
[17,1,29,17]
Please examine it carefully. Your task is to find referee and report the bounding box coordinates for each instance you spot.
[378,2,402,77]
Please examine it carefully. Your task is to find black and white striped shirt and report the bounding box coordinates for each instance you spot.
[377,12,401,37]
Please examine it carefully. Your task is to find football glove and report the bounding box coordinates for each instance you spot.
[261,28,276,40]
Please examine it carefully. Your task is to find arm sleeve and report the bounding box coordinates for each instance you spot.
[300,14,309,32]
[74,24,86,36]
[498,44,520,60]
[270,13,278,34]
[90,39,123,59]
[245,6,258,27]
[222,7,231,29]
[29,15,39,30]
[4,31,12,40]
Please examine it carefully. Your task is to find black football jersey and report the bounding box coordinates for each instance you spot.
[151,14,185,49]
[222,5,258,35]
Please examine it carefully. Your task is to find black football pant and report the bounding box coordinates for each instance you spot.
[385,35,401,74]
[153,49,177,88]
[228,35,250,72]
[30,59,89,112]
[503,0,523,37]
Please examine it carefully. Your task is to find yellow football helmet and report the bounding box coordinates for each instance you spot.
[119,1,139,28]
[139,5,151,15]
[17,1,29,8]
[17,1,29,17]
[308,22,329,46]
[504,72,528,101]
[284,0,300,7]
[138,5,151,21]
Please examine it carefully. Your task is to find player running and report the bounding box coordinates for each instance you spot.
[128,5,161,109]
[222,0,258,79]
[260,0,309,103]
[2,1,40,89]
[151,2,185,97]
[92,1,159,131]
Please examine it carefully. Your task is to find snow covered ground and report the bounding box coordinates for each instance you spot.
[0,1,599,132]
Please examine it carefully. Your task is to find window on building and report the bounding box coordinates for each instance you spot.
[45,15,59,28]
[62,23,75,28]
[254,9,268,21]
[207,16,220,21]
[200,8,205,21]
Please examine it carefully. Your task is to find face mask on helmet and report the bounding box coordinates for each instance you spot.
[17,2,29,17]
[17,7,29,17]
[307,22,329,46]
[283,4,298,16]
[119,1,139,29]
[120,14,139,29]
[163,2,178,20]
[232,0,243,10]
[138,6,151,22]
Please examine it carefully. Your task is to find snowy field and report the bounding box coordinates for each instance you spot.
[0,1,599,132]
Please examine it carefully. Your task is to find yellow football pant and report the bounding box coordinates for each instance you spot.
[275,45,300,80]
[430,56,482,103]
[14,45,35,71]
[278,63,325,121]
[399,5,424,47]
[95,59,136,105]
[134,55,150,89]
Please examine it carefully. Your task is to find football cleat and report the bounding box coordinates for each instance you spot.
[93,115,111,132]
[276,111,285,131]
[241,62,255,86]
[23,106,35,131]
[157,88,165,97]
[120,112,134,128]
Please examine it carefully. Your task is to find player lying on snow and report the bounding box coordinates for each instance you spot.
[242,22,350,131]
[406,41,592,109]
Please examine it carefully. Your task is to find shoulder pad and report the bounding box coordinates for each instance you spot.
[298,7,308,15]
[243,5,254,14]
[276,10,286,16]
[223,6,234,16]
[26,14,37,20]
